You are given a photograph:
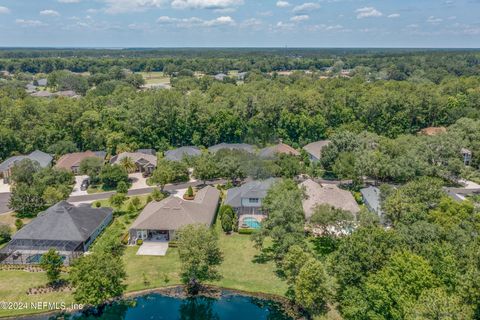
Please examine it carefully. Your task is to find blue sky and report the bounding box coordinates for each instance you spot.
[0,0,479,47]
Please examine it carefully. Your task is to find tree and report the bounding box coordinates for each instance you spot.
[253,179,305,260]
[219,205,236,234]
[294,258,331,315]
[186,186,194,198]
[39,249,63,285]
[110,192,127,208]
[281,245,313,287]
[275,154,302,179]
[9,183,45,217]
[309,204,355,237]
[69,252,126,306]
[151,188,163,201]
[42,186,65,206]
[99,164,129,189]
[151,159,175,192]
[0,224,11,244]
[407,287,473,320]
[79,157,104,183]
[10,159,40,185]
[119,156,137,173]
[117,181,129,194]
[176,224,223,294]
[194,154,218,185]
[332,152,357,182]
[15,219,23,230]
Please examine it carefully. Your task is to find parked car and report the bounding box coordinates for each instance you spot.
[80,178,90,191]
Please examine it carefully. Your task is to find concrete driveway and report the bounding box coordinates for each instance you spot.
[129,172,149,190]
[0,193,10,214]
[136,241,169,256]
[0,180,10,193]
[70,175,89,196]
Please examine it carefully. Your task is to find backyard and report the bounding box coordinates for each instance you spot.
[0,195,287,318]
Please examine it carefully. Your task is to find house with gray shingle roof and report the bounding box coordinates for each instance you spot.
[110,152,157,175]
[208,143,255,154]
[0,201,113,265]
[129,186,220,245]
[303,140,331,163]
[360,186,383,218]
[165,146,201,162]
[224,178,279,228]
[259,141,300,159]
[0,150,52,184]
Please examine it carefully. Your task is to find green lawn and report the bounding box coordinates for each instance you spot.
[0,195,287,318]
[137,72,170,85]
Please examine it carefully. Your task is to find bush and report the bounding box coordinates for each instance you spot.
[136,239,143,245]
[117,181,129,194]
[15,219,24,231]
[0,224,11,244]
[99,164,129,189]
[94,201,102,208]
[238,228,257,235]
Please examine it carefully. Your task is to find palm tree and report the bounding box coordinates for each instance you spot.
[119,157,137,173]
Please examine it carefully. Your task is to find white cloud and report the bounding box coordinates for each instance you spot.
[293,2,320,14]
[356,7,383,19]
[58,0,80,3]
[171,0,243,10]
[0,6,10,14]
[16,19,47,27]
[427,16,443,24]
[240,18,262,28]
[276,1,290,8]
[103,0,166,14]
[290,15,309,22]
[157,15,235,27]
[387,13,400,18]
[40,10,60,16]
[276,21,295,29]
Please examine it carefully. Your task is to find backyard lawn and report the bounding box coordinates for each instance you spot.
[0,195,287,318]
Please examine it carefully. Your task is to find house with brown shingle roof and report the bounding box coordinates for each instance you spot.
[129,186,220,244]
[55,151,106,174]
[259,141,300,159]
[299,179,360,220]
[302,140,331,163]
[418,126,447,136]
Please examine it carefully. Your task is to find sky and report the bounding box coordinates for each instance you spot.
[0,0,479,48]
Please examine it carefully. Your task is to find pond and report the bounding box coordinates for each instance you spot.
[46,292,294,320]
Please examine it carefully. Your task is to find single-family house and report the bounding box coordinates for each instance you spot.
[129,186,220,244]
[136,149,156,156]
[259,141,300,159]
[0,150,52,184]
[36,78,48,87]
[164,146,202,162]
[110,152,157,175]
[214,73,228,81]
[461,148,472,166]
[25,83,37,93]
[55,151,106,174]
[302,140,331,163]
[300,179,360,220]
[208,143,255,154]
[418,126,447,136]
[0,201,113,265]
[360,186,383,218]
[237,72,248,81]
[224,178,279,228]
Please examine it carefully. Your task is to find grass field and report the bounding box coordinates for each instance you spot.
[0,195,287,318]
[138,72,170,85]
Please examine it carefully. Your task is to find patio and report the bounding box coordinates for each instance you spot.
[136,241,169,256]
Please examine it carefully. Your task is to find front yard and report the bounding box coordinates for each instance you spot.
[0,195,287,318]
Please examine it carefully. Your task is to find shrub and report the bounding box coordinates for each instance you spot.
[15,219,24,231]
[238,228,257,235]
[117,181,129,194]
[94,201,102,208]
[0,224,11,244]
[136,239,143,245]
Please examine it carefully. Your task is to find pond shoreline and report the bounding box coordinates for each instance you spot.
[7,285,305,320]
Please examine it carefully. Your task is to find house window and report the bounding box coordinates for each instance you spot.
[249,198,259,204]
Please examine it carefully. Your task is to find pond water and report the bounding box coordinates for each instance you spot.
[50,292,294,320]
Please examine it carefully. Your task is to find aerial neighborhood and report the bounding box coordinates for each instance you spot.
[0,47,480,319]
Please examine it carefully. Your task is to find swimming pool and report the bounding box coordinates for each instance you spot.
[242,217,261,229]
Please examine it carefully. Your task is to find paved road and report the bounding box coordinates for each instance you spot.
[68,179,226,203]
[0,193,10,214]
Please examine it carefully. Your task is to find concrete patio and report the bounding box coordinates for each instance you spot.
[136,241,169,256]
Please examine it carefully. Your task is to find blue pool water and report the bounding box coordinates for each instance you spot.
[67,292,293,320]
[243,217,261,229]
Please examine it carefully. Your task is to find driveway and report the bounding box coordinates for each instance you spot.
[129,173,149,190]
[0,180,10,193]
[0,193,10,214]
[70,175,89,196]
[136,241,169,256]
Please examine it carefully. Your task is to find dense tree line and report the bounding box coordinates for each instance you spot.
[1,72,480,163]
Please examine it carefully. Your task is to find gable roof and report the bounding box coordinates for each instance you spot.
[55,151,105,171]
[259,142,300,158]
[0,150,52,172]
[165,146,201,162]
[13,201,112,242]
[30,91,54,98]
[130,186,220,231]
[303,140,331,160]
[208,143,255,154]
[225,178,279,208]
[300,179,360,219]
[110,152,157,167]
